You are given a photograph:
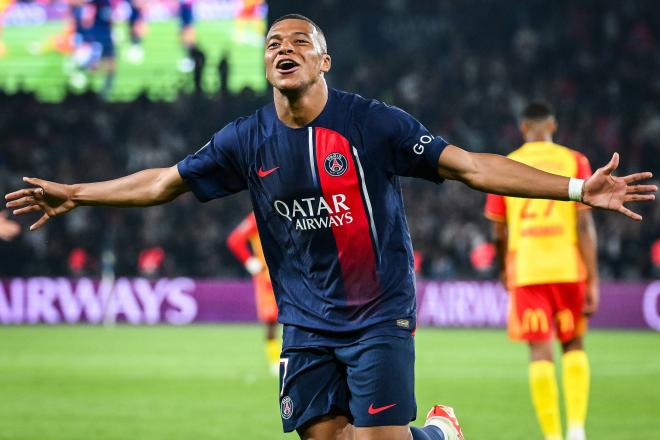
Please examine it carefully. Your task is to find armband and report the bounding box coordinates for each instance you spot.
[568,178,584,202]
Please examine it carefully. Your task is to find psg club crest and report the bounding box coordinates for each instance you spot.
[281,396,294,420]
[324,153,348,176]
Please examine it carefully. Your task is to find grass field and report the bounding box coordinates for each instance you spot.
[1,326,659,439]
[0,19,266,101]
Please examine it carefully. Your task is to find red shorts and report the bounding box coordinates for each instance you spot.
[508,282,587,342]
[254,273,278,323]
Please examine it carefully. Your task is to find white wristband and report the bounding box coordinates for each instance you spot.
[245,256,263,276]
[568,178,584,202]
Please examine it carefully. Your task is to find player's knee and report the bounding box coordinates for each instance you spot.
[529,340,554,362]
[354,425,411,440]
[562,336,584,353]
[297,415,354,440]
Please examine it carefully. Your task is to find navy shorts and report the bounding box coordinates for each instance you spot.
[278,334,416,432]
[91,31,115,59]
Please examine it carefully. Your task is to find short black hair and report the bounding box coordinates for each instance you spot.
[521,101,555,120]
[270,14,327,53]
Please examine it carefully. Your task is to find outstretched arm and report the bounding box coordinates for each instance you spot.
[5,166,189,230]
[438,145,656,220]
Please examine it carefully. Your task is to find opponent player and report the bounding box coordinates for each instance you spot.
[88,0,116,97]
[6,15,656,440]
[66,0,116,95]
[177,0,197,73]
[125,0,147,64]
[227,211,281,376]
[234,0,266,46]
[485,103,598,440]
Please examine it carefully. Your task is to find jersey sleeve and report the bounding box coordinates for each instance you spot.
[573,151,593,209]
[226,213,258,265]
[177,122,248,202]
[574,151,593,179]
[372,104,448,182]
[484,193,506,221]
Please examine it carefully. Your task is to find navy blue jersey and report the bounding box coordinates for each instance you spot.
[178,89,447,345]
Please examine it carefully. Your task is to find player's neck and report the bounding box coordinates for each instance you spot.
[524,133,553,143]
[273,80,328,129]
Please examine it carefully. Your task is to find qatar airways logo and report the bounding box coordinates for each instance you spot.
[274,194,354,230]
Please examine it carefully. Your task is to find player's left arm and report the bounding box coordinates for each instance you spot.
[490,219,508,289]
[576,209,599,316]
[438,145,656,220]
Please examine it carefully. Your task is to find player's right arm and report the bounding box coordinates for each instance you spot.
[6,120,247,232]
[5,166,189,231]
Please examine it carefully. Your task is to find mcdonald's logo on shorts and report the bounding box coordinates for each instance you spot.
[556,309,575,334]
[521,308,549,334]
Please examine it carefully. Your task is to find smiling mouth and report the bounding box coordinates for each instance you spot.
[276,59,300,74]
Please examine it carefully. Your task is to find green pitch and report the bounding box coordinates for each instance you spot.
[0,19,266,102]
[1,326,658,439]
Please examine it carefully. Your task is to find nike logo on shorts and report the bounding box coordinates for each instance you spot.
[258,166,280,177]
[368,403,397,415]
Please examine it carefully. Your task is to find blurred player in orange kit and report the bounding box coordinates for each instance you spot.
[227,212,280,376]
[485,102,597,440]
[0,0,14,58]
[235,0,265,45]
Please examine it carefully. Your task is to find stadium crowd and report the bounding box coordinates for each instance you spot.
[1,0,658,279]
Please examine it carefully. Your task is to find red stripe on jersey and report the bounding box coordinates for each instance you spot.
[315,127,380,305]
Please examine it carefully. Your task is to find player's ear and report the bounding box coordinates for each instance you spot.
[547,116,558,134]
[519,120,529,137]
[320,53,331,74]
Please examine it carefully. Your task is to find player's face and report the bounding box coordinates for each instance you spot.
[264,19,330,93]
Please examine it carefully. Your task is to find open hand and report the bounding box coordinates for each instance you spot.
[4,177,77,231]
[582,153,656,221]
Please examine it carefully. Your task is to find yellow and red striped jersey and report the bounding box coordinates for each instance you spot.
[484,141,592,287]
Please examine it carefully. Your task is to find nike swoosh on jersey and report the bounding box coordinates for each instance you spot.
[368,403,397,415]
[258,166,280,177]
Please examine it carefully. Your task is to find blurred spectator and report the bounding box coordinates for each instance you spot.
[0,211,20,242]
[138,246,165,277]
[652,239,660,278]
[68,247,89,276]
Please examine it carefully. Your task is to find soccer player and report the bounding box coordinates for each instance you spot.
[0,0,14,58]
[227,211,281,376]
[125,0,147,64]
[484,103,600,440]
[67,0,117,95]
[177,0,198,72]
[88,0,117,97]
[5,15,656,440]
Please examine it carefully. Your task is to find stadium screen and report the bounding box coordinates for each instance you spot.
[0,0,268,101]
